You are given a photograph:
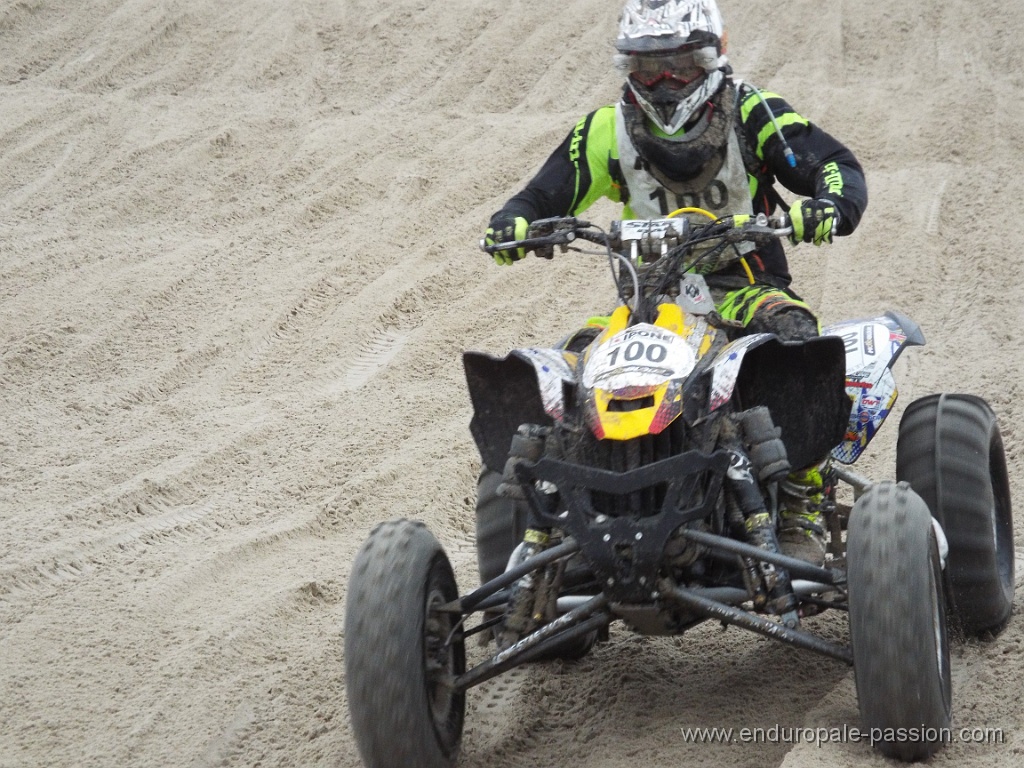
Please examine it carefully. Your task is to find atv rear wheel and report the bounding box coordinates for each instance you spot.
[475,467,597,660]
[848,481,951,762]
[896,394,1014,636]
[345,519,465,768]
[475,468,528,584]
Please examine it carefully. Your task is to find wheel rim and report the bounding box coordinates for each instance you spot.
[929,535,952,713]
[423,565,465,755]
[989,438,1015,595]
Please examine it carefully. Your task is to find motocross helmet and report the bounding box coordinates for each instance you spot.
[614,0,728,135]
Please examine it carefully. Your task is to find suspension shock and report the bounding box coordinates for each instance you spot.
[725,446,800,626]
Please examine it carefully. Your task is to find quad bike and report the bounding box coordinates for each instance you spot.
[345,211,1014,766]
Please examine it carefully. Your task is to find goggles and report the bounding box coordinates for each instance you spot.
[620,46,719,87]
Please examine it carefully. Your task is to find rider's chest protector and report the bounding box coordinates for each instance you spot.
[616,102,753,220]
[616,105,755,273]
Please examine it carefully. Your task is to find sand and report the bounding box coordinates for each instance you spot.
[1,0,1022,766]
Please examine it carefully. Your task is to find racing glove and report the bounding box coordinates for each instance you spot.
[484,214,529,265]
[788,199,839,246]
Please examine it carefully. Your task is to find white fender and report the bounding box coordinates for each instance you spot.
[823,311,925,464]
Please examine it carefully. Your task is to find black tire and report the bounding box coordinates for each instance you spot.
[345,519,465,768]
[896,394,1015,636]
[475,468,528,585]
[848,481,951,762]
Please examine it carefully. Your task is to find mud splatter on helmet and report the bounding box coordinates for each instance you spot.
[614,0,728,134]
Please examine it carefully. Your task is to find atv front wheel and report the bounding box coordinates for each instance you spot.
[848,481,951,762]
[345,519,465,768]
[896,394,1015,636]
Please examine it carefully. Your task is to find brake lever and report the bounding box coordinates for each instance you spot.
[722,213,793,245]
[530,216,588,233]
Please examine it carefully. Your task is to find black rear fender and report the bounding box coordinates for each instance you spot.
[464,349,576,472]
[733,336,852,470]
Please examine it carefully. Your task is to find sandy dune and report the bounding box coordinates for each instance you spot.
[1,1,1022,766]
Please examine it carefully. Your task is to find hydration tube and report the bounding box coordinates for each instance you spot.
[746,84,797,168]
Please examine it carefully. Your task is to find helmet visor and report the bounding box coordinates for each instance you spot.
[621,46,719,87]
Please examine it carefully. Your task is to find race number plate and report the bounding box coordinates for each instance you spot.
[619,218,688,243]
[582,323,696,391]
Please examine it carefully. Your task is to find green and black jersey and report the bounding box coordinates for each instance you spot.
[493,82,867,286]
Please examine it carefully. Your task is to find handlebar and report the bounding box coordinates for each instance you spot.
[480,212,798,321]
[478,217,610,257]
[479,213,792,259]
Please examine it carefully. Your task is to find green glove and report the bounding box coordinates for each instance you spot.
[484,215,529,265]
[789,199,838,246]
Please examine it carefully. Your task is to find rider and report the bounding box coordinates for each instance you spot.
[482,0,868,565]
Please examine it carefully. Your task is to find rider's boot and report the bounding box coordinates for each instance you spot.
[777,462,828,566]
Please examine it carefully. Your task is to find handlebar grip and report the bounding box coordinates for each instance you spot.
[480,231,576,255]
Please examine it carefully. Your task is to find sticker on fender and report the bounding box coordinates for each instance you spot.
[582,323,696,390]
